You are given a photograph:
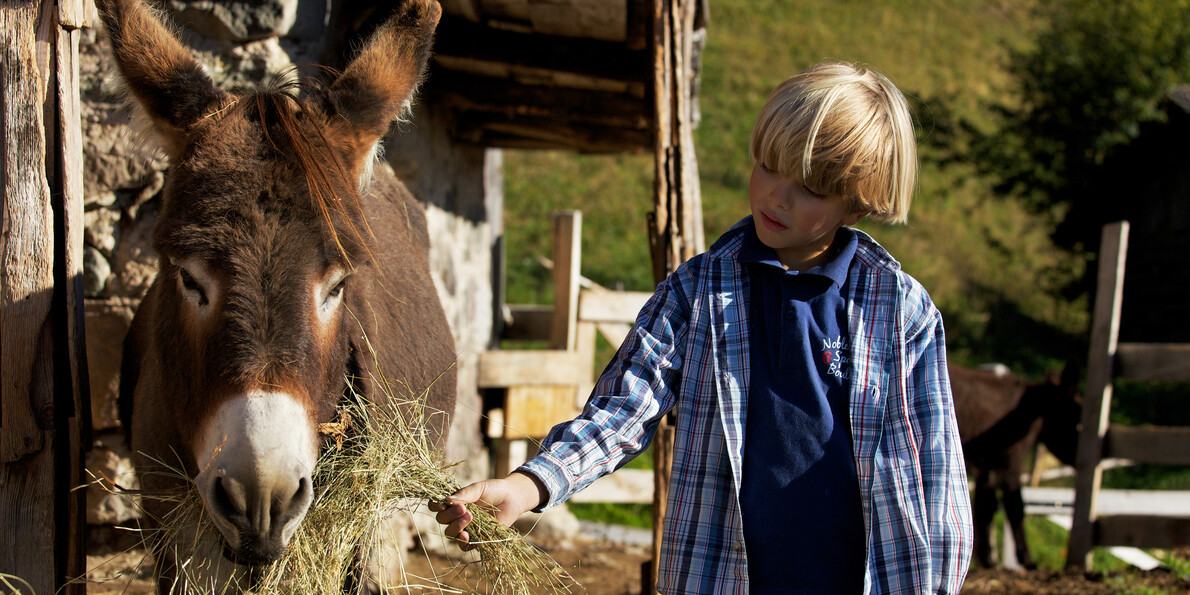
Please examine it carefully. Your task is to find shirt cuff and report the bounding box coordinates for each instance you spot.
[515,452,575,512]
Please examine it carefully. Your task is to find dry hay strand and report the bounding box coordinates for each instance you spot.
[93,374,579,595]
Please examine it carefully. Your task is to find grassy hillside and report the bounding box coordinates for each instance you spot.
[503,0,1086,376]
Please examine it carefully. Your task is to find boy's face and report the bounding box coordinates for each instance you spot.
[749,163,866,272]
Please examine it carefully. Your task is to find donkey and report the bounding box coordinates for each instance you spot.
[99,0,457,590]
[950,363,1082,569]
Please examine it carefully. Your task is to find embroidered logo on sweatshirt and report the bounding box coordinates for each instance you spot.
[821,335,850,380]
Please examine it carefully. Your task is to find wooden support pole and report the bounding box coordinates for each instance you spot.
[1066,222,1129,570]
[645,0,704,591]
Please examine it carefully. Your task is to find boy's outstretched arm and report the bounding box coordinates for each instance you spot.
[428,471,548,549]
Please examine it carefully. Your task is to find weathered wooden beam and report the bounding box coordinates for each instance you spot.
[2,1,89,591]
[428,70,651,127]
[477,350,590,387]
[434,14,646,81]
[579,289,651,324]
[1095,515,1190,549]
[1105,426,1190,466]
[550,211,581,351]
[1116,343,1190,383]
[450,116,652,153]
[433,54,644,95]
[1067,222,1129,570]
[503,385,581,439]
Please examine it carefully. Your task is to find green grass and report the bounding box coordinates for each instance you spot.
[567,502,653,529]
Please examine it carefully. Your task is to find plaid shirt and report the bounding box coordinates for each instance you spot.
[520,217,972,594]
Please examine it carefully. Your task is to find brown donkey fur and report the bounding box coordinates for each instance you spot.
[950,363,1081,569]
[101,0,456,589]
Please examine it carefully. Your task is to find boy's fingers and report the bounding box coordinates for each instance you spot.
[445,510,473,540]
[433,503,467,526]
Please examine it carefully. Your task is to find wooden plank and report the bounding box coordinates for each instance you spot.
[1096,516,1190,549]
[575,319,597,398]
[527,0,627,42]
[2,2,61,591]
[1024,487,1190,517]
[579,289,651,323]
[1116,343,1190,382]
[503,385,581,439]
[449,117,652,153]
[549,211,581,351]
[477,350,589,387]
[434,54,643,95]
[429,70,651,127]
[1105,426,1190,466]
[54,20,89,591]
[1067,221,1129,570]
[571,468,653,503]
[434,15,647,82]
[57,0,93,29]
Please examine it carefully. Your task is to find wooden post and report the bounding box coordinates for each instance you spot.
[494,211,584,477]
[1066,221,1129,569]
[1,0,91,592]
[645,0,704,592]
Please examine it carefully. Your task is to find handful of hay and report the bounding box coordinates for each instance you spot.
[137,379,578,595]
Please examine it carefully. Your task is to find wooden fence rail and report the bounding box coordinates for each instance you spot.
[1066,221,1190,569]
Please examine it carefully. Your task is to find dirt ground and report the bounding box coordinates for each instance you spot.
[84,527,1189,594]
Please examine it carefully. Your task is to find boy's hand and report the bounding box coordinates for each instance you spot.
[428,471,548,550]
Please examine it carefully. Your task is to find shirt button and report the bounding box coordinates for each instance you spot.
[734,540,745,553]
[784,308,795,320]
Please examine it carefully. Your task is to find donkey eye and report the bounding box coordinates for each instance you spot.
[327,278,346,300]
[179,268,209,306]
[322,273,350,306]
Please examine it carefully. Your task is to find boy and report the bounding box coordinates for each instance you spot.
[431,61,972,593]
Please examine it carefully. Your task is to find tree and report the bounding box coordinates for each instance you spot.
[977,0,1190,246]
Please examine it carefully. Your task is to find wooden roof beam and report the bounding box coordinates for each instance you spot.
[433,15,650,84]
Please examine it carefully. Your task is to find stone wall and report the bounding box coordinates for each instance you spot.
[81,0,494,525]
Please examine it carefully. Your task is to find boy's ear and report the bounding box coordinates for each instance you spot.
[324,0,441,172]
[95,0,228,157]
[844,209,870,226]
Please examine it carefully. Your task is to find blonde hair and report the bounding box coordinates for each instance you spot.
[749,61,917,224]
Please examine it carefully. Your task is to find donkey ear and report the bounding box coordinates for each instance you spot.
[325,0,441,164]
[95,0,226,154]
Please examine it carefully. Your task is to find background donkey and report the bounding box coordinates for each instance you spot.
[99,0,457,590]
[951,363,1081,569]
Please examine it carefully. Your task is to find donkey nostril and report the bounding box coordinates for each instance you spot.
[213,476,248,518]
[274,476,313,524]
[293,476,312,508]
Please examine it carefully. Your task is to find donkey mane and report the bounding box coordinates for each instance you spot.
[216,76,380,270]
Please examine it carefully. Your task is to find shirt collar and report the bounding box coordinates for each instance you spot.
[740,224,858,287]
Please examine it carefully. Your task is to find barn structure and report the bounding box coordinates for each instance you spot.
[1,0,706,591]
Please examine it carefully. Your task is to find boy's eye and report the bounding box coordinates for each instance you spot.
[804,184,827,199]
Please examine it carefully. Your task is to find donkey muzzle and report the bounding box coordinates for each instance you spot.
[194,392,319,564]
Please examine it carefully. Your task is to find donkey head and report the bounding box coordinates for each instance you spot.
[98,0,441,564]
[1036,363,1083,467]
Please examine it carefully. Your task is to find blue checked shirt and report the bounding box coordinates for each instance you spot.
[520,217,973,594]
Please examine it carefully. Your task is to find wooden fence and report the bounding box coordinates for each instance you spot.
[1,0,95,592]
[1066,221,1190,569]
